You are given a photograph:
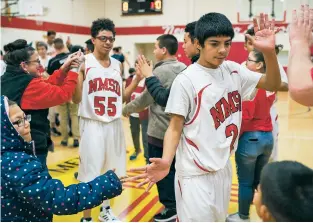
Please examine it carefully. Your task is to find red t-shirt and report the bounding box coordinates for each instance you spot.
[240,89,275,135]
[125,75,149,120]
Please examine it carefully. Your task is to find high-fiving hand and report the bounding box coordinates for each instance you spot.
[136,55,154,78]
[245,13,280,53]
[289,4,313,47]
[121,158,171,192]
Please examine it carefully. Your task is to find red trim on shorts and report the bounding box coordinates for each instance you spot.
[193,159,211,172]
[178,179,182,197]
[185,84,211,126]
[176,216,179,222]
[275,115,278,121]
[230,70,239,75]
[185,137,199,151]
[311,67,313,81]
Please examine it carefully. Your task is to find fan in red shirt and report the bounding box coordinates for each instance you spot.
[228,49,275,222]
[1,39,83,167]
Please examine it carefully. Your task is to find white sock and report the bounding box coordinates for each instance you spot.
[102,200,110,209]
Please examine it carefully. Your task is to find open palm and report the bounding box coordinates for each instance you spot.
[122,158,170,191]
[246,13,279,53]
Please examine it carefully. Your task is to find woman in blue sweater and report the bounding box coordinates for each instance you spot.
[0,95,122,222]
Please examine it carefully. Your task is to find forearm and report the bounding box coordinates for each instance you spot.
[72,72,83,104]
[123,79,139,102]
[145,76,170,107]
[288,42,313,104]
[162,116,184,165]
[263,51,281,91]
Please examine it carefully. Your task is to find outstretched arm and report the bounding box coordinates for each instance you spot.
[288,5,313,106]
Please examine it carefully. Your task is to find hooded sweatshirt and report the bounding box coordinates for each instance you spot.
[0,96,122,222]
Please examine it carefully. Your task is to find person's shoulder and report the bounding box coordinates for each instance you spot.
[110,56,121,65]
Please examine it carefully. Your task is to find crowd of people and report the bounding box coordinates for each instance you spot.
[1,4,313,223]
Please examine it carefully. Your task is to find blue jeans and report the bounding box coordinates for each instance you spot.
[235,131,273,218]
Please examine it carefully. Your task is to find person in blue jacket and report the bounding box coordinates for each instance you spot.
[0,95,123,222]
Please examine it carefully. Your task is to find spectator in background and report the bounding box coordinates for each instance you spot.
[85,39,94,54]
[288,5,313,106]
[36,41,52,72]
[47,38,80,147]
[70,45,85,54]
[1,50,6,76]
[1,39,82,167]
[46,30,56,57]
[47,38,70,75]
[112,46,130,80]
[126,67,149,163]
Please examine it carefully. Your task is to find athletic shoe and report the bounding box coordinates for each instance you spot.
[80,217,92,222]
[154,208,177,222]
[98,206,120,222]
[226,213,250,222]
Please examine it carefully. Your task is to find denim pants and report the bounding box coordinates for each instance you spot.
[235,131,273,217]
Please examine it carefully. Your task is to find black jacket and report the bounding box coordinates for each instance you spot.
[47,52,70,75]
[1,65,51,155]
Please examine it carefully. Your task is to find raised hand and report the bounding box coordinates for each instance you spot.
[246,13,280,53]
[121,158,170,192]
[136,55,153,78]
[289,5,313,46]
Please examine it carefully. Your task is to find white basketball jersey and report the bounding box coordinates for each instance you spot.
[78,54,122,123]
[166,61,261,176]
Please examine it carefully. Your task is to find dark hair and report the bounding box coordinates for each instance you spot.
[3,39,35,66]
[195,13,234,47]
[156,34,178,55]
[91,18,116,38]
[8,100,17,106]
[47,30,56,37]
[260,161,313,222]
[1,50,3,56]
[245,27,255,42]
[36,41,48,50]
[275,44,283,55]
[53,38,64,50]
[70,45,85,54]
[252,49,266,72]
[85,39,94,52]
[128,68,135,74]
[185,21,197,43]
[113,47,119,52]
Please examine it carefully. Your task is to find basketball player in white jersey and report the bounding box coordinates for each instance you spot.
[124,13,282,221]
[72,18,143,222]
[243,28,288,161]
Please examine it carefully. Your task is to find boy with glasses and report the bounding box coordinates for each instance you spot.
[72,18,142,222]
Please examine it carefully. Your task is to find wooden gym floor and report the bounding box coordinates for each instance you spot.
[48,92,313,222]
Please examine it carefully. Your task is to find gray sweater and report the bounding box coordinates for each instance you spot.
[123,59,186,140]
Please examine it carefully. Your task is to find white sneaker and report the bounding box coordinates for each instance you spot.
[226,213,250,222]
[98,207,121,222]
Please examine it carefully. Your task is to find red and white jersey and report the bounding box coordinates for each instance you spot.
[78,53,122,123]
[165,61,262,176]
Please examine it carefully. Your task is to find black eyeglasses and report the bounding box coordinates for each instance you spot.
[12,115,31,127]
[246,58,259,63]
[95,36,115,43]
[26,59,41,64]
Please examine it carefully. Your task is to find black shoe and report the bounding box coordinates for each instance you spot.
[154,208,177,222]
[74,172,78,179]
[51,127,61,136]
[80,217,92,222]
[61,141,68,146]
[69,131,73,137]
[73,139,79,147]
[129,151,139,160]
